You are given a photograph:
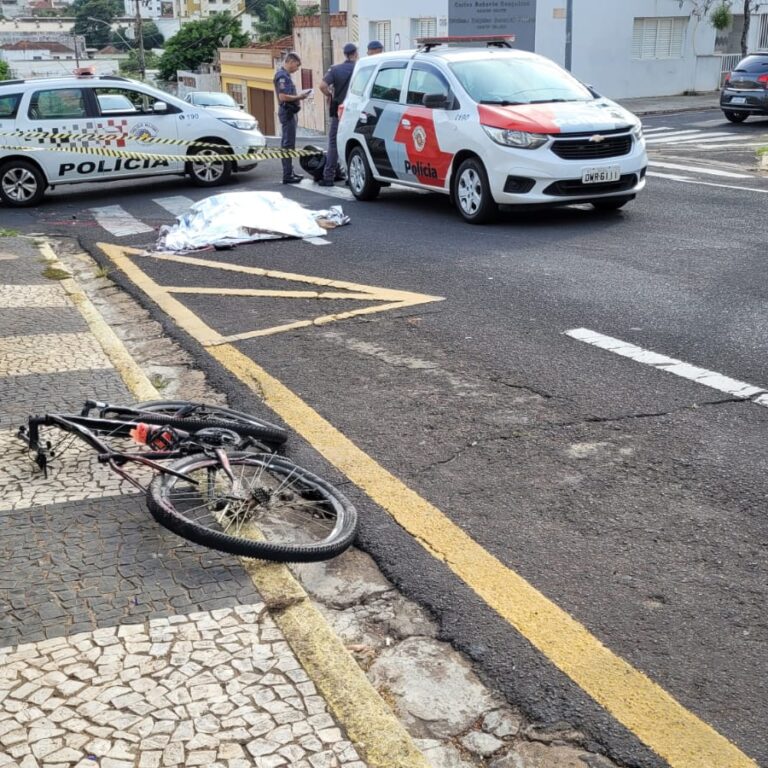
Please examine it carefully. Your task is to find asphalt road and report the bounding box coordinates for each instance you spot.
[4,109,768,768]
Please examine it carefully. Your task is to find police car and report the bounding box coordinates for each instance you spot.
[337,36,647,223]
[0,71,266,207]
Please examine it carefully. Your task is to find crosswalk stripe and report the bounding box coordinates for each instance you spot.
[668,135,748,144]
[644,129,702,139]
[154,196,195,217]
[90,205,154,237]
[641,126,672,133]
[650,161,752,178]
[297,179,356,201]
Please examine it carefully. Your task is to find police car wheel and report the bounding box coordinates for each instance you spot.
[187,147,233,187]
[347,147,380,201]
[454,158,497,224]
[0,160,46,207]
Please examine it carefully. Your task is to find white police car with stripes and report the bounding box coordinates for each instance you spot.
[0,70,266,206]
[337,36,648,223]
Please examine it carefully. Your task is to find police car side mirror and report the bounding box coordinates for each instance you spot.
[153,101,168,113]
[422,92,450,109]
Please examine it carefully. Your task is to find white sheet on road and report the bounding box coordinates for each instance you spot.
[155,191,350,252]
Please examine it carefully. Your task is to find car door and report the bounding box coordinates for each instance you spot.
[24,85,93,184]
[89,85,183,178]
[396,63,459,190]
[356,62,408,179]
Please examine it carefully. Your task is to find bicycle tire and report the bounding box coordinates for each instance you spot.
[146,451,358,562]
[133,400,288,447]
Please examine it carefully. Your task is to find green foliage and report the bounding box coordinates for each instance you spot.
[245,0,270,17]
[119,49,160,74]
[158,13,249,82]
[71,0,122,47]
[141,20,165,49]
[298,3,318,15]
[709,2,733,29]
[255,0,297,42]
[0,59,10,81]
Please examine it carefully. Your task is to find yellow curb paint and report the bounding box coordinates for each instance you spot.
[242,559,432,768]
[209,343,758,768]
[96,241,758,768]
[97,244,444,343]
[38,241,159,401]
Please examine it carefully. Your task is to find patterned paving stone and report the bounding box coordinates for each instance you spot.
[0,308,88,339]
[0,284,70,308]
[0,490,261,647]
[0,607,364,768]
[0,240,49,285]
[0,369,130,429]
[0,333,113,377]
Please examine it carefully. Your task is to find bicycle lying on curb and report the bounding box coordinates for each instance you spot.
[17,399,358,563]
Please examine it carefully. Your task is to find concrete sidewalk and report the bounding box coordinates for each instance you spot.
[617,91,720,116]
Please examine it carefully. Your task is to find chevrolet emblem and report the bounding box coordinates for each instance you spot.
[589,134,607,143]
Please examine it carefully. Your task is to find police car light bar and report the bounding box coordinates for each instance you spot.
[416,35,516,52]
[73,66,96,77]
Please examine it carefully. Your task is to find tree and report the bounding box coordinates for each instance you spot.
[141,20,165,49]
[255,0,297,42]
[72,0,122,48]
[0,59,10,80]
[739,0,760,56]
[679,0,762,55]
[119,48,159,74]
[158,13,249,81]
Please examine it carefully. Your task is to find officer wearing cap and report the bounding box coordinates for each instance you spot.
[367,40,384,55]
[274,52,309,184]
[317,42,358,187]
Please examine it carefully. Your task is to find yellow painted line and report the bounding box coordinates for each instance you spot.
[206,345,758,768]
[38,241,158,400]
[98,241,758,767]
[97,244,443,343]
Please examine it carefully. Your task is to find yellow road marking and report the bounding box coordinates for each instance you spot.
[98,242,759,768]
[98,244,443,343]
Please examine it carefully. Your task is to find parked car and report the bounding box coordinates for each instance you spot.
[337,37,647,223]
[0,73,266,206]
[184,91,243,111]
[720,51,768,123]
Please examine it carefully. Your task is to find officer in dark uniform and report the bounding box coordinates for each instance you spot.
[317,42,358,187]
[274,52,309,184]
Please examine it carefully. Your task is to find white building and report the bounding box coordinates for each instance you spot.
[356,0,768,98]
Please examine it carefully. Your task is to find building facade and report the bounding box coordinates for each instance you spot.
[355,0,768,98]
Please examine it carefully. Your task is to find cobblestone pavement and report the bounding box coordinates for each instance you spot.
[0,236,368,768]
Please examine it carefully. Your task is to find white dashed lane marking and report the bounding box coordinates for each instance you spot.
[565,328,768,405]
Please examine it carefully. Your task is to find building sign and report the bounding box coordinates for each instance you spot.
[448,0,536,51]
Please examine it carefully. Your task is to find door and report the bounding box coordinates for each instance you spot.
[396,63,458,189]
[359,62,408,179]
[249,87,275,136]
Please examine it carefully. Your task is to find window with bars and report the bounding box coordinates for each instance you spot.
[370,20,392,52]
[226,83,245,107]
[758,14,768,49]
[632,17,687,59]
[411,16,437,47]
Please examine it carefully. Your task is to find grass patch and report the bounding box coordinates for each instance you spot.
[94,265,110,279]
[42,265,72,281]
[0,228,20,237]
[150,374,170,392]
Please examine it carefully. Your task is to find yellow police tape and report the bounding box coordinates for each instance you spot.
[2,142,320,163]
[0,128,323,155]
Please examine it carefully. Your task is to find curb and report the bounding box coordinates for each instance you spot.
[40,237,431,768]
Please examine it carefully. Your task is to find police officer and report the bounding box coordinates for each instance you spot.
[274,52,309,184]
[317,42,358,187]
[367,40,384,55]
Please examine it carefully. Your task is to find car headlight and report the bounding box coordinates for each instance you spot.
[631,123,645,147]
[482,125,548,149]
[218,117,258,131]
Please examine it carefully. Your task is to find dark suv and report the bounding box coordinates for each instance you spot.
[720,52,768,122]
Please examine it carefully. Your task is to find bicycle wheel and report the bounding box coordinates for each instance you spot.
[146,452,358,562]
[134,400,288,447]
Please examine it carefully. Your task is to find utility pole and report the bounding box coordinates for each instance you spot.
[320,0,332,76]
[565,0,573,71]
[135,0,146,80]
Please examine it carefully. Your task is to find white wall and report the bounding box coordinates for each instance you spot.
[357,0,447,54]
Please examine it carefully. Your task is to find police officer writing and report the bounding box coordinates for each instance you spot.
[274,52,310,184]
[317,42,358,187]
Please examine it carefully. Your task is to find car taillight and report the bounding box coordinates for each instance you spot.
[759,74,768,87]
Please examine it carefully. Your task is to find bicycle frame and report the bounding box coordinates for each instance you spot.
[19,413,203,491]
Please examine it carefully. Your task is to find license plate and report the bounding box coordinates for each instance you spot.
[731,96,747,104]
[581,165,620,184]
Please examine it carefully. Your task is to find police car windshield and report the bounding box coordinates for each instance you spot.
[450,57,593,105]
